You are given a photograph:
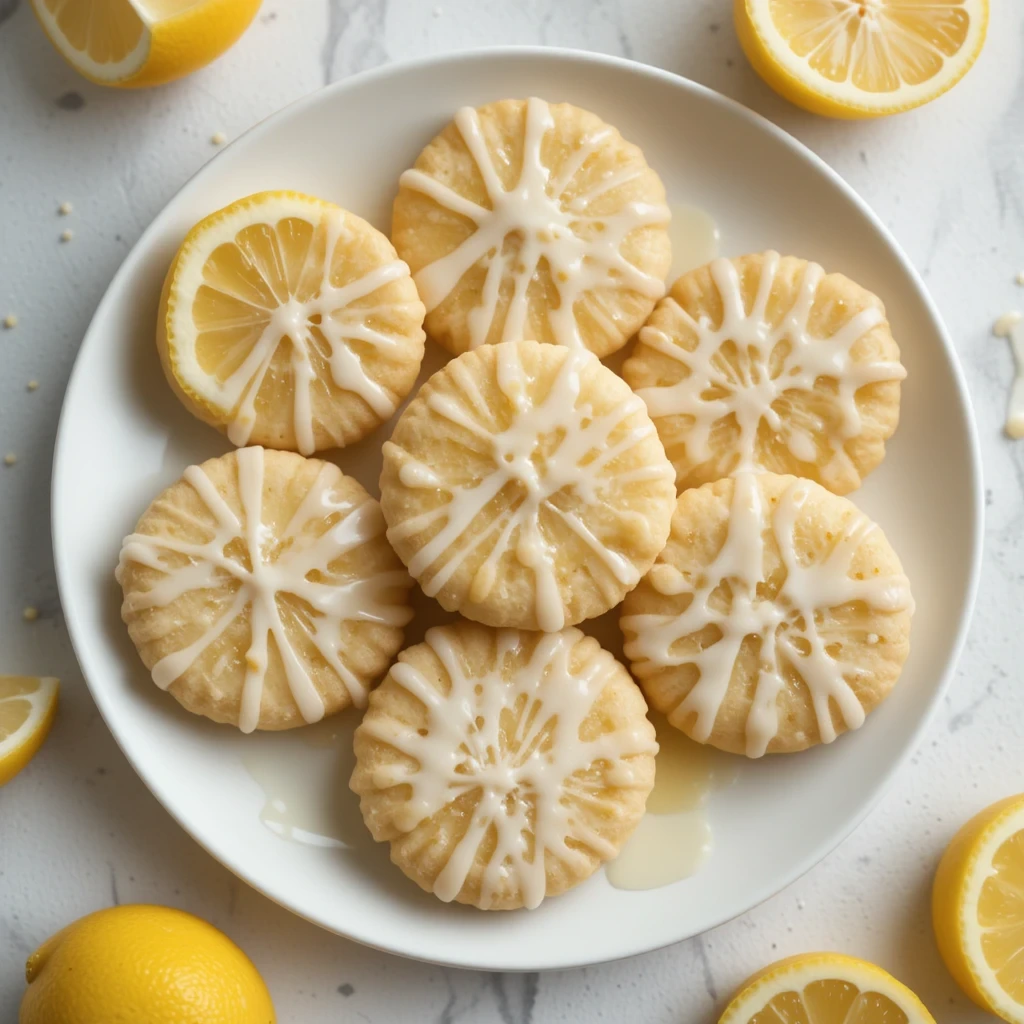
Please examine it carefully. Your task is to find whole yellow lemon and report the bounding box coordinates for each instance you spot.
[20,904,275,1024]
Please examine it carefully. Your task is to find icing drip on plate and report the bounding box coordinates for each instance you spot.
[388,344,674,631]
[117,447,411,732]
[360,627,657,909]
[622,473,914,757]
[635,252,905,485]
[399,97,669,349]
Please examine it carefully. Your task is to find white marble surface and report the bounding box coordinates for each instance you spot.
[0,1,1021,1020]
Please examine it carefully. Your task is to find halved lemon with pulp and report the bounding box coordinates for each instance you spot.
[0,676,59,786]
[734,0,988,118]
[719,952,936,1024]
[934,794,1024,1023]
[30,0,261,88]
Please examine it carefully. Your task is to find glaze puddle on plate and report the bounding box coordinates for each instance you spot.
[606,715,739,891]
[241,720,350,849]
[666,203,720,282]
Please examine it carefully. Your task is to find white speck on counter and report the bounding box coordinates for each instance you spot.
[58,201,73,216]
[1016,271,1024,286]
[996,314,1024,439]
[27,380,38,392]
[211,131,227,145]
[22,606,39,622]
[3,453,16,466]
[2,314,17,329]
[60,229,73,243]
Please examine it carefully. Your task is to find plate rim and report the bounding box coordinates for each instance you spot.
[51,45,985,971]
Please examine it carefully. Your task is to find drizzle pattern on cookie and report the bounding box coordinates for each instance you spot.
[634,252,905,488]
[621,473,914,757]
[117,447,412,732]
[182,205,420,455]
[387,344,675,631]
[360,627,657,909]
[399,96,669,349]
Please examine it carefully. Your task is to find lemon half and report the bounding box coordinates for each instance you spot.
[934,794,1024,1023]
[0,676,58,786]
[734,0,988,118]
[30,0,261,88]
[719,952,936,1024]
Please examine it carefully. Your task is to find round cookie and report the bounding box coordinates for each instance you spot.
[159,190,426,455]
[392,97,671,357]
[380,339,677,632]
[620,472,913,757]
[622,252,905,494]
[350,621,657,910]
[117,447,414,732]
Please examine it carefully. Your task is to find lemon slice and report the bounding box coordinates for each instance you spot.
[159,190,425,456]
[719,953,936,1024]
[30,0,261,89]
[0,676,58,786]
[934,794,1024,1023]
[734,0,988,118]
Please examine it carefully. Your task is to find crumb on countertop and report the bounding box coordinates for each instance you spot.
[211,131,227,145]
[22,606,39,622]
[3,314,17,329]
[27,380,39,392]
[59,201,73,216]
[4,453,17,466]
[60,229,74,243]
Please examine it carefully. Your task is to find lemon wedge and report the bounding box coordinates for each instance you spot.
[719,952,936,1024]
[0,676,58,786]
[934,794,1024,1023]
[734,0,988,118]
[30,0,261,88]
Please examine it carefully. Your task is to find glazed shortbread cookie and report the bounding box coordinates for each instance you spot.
[380,340,676,632]
[159,190,426,456]
[392,97,671,357]
[622,252,905,494]
[117,447,413,732]
[351,622,657,910]
[621,472,913,757]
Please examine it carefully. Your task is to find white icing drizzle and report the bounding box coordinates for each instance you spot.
[994,313,1024,440]
[621,474,914,758]
[388,344,673,631]
[634,252,906,487]
[195,208,417,455]
[399,97,669,349]
[117,447,411,732]
[360,627,657,909]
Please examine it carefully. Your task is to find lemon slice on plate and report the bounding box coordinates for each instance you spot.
[719,952,936,1024]
[30,0,261,88]
[734,0,988,118]
[934,794,1024,1023]
[0,676,58,786]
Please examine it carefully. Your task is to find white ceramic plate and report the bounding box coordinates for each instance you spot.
[52,48,982,971]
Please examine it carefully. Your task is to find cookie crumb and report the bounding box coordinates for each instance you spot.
[2,314,17,329]
[994,311,1023,337]
[4,453,16,466]
[1017,271,1024,286]
[22,606,39,622]
[59,201,73,216]
[211,131,227,145]
[27,380,39,392]
[60,229,74,243]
